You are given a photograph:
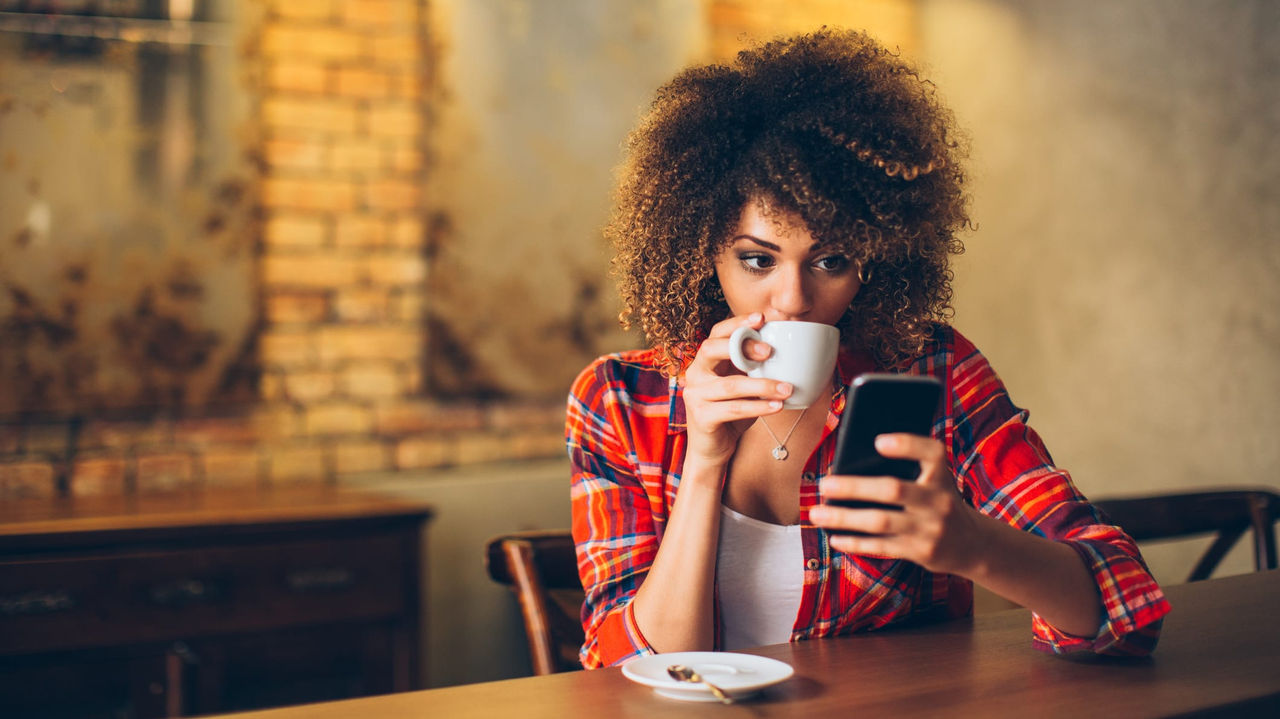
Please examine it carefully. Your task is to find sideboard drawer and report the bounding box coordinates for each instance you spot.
[0,532,409,655]
[0,487,431,718]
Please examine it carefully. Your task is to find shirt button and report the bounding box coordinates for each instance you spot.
[806,558,820,570]
[801,472,815,482]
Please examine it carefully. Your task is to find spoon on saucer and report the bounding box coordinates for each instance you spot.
[667,664,733,704]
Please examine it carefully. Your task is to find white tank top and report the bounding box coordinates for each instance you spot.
[715,504,804,650]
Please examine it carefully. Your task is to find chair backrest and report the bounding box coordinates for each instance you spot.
[1092,488,1280,583]
[484,530,585,675]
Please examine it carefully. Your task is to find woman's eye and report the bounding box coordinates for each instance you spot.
[740,253,775,271]
[814,255,851,272]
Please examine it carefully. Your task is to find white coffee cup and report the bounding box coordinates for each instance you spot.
[728,321,839,409]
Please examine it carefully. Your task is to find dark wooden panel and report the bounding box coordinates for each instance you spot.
[0,646,169,719]
[0,488,430,718]
[0,532,408,655]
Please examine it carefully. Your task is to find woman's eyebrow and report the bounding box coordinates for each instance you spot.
[730,235,781,250]
[730,235,826,253]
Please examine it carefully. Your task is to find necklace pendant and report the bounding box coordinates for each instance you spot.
[771,445,789,461]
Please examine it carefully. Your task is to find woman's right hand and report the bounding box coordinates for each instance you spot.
[680,312,794,469]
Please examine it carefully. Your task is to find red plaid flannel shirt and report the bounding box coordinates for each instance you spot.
[567,326,1170,668]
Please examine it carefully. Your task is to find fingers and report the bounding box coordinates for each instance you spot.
[824,529,943,561]
[810,475,915,537]
[810,470,941,538]
[694,398,786,427]
[692,376,793,404]
[819,474,920,509]
[809,482,930,562]
[681,313,791,452]
[812,450,971,571]
[687,337,772,378]
[683,379,791,425]
[873,433,943,462]
[827,531,898,557]
[706,312,765,339]
[874,434,949,488]
[688,313,770,377]
[809,501,910,537]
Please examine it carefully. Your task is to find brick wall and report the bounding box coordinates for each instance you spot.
[0,0,564,500]
[0,0,919,500]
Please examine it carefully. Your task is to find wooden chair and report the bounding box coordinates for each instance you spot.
[484,530,585,675]
[1092,488,1280,582]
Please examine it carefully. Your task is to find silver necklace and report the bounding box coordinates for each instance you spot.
[758,407,808,461]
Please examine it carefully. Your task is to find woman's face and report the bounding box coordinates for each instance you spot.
[713,199,862,326]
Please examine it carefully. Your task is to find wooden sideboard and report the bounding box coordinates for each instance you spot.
[0,487,433,718]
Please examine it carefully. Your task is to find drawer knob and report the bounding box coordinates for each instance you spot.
[286,567,355,592]
[0,589,76,616]
[149,579,222,607]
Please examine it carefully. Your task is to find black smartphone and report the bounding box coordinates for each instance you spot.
[827,373,943,511]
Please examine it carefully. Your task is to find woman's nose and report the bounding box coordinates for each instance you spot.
[769,266,811,318]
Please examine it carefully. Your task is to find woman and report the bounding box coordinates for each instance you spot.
[566,29,1168,669]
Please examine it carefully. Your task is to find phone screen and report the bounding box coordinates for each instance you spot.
[827,373,942,510]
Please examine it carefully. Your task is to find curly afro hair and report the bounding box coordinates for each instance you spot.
[605,28,970,374]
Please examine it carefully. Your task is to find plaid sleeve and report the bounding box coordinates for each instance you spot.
[948,336,1171,656]
[566,356,660,668]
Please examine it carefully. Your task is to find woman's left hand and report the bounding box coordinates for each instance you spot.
[809,433,989,577]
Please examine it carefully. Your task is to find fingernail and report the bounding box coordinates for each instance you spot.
[809,507,829,523]
[749,312,763,323]
[777,382,793,395]
[875,434,896,450]
[768,400,783,410]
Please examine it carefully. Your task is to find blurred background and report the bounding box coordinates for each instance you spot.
[1,0,1276,692]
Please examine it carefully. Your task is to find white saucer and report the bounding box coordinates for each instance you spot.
[621,651,794,702]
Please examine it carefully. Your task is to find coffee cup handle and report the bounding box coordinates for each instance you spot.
[728,326,762,373]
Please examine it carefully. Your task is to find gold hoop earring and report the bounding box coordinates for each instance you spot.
[857,264,872,284]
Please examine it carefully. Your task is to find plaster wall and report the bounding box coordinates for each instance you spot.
[422,0,705,398]
[921,0,1280,582]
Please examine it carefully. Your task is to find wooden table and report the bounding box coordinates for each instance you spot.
[0,486,433,718]
[215,569,1279,718]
